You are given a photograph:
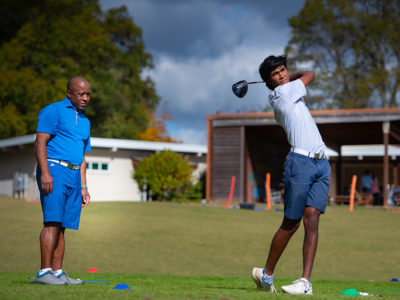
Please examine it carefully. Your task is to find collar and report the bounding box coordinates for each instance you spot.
[63,97,85,113]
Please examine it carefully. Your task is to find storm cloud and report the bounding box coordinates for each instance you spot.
[100,0,305,144]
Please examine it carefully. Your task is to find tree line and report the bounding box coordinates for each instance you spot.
[286,0,399,110]
[0,0,168,140]
[1,0,398,139]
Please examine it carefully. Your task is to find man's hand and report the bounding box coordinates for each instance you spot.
[82,188,90,207]
[41,173,53,196]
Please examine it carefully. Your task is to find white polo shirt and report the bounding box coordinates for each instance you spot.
[269,79,326,155]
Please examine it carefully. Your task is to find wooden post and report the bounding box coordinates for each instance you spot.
[349,175,357,212]
[393,164,398,187]
[266,173,271,211]
[206,117,212,203]
[383,121,390,207]
[240,126,245,203]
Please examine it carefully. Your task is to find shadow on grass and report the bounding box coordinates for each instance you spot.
[201,286,254,292]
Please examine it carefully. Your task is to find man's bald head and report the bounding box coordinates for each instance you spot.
[67,76,91,111]
[67,76,89,91]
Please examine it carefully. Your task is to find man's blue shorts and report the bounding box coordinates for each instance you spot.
[36,161,82,230]
[282,152,331,220]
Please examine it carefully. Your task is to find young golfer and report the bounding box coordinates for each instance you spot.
[251,55,330,295]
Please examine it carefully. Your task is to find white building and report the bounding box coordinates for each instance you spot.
[0,135,207,201]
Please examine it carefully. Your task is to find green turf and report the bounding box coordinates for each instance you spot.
[0,196,399,299]
[1,272,400,299]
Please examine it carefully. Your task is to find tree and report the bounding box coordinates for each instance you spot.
[286,0,400,109]
[138,111,179,143]
[0,0,162,139]
[133,151,193,201]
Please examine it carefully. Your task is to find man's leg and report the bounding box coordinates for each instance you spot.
[251,217,301,292]
[36,222,66,285]
[280,207,319,295]
[264,217,301,275]
[51,227,65,271]
[302,206,321,280]
[40,222,61,269]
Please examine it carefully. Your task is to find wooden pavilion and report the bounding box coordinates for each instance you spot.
[206,108,400,207]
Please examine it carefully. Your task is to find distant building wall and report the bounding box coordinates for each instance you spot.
[210,126,243,202]
[85,148,139,201]
[0,141,206,202]
[0,146,38,198]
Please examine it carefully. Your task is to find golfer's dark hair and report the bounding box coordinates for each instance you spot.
[259,55,287,90]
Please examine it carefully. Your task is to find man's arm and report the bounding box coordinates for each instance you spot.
[34,133,52,195]
[80,156,90,207]
[289,71,315,87]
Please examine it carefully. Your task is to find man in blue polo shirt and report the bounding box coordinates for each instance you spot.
[34,76,91,285]
[251,56,330,295]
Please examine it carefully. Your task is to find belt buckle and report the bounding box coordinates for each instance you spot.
[313,153,320,160]
[67,163,74,169]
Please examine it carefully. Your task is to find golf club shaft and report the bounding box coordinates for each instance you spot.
[247,81,264,85]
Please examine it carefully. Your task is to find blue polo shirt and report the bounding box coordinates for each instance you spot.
[37,97,91,165]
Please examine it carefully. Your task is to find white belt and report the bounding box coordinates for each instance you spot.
[48,159,81,170]
[290,147,326,160]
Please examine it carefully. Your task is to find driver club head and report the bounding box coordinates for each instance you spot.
[232,80,248,98]
[232,80,264,98]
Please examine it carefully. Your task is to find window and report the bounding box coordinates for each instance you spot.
[86,161,109,173]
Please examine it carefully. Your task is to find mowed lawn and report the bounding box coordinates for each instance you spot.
[0,196,399,299]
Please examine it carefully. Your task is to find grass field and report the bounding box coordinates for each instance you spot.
[0,196,399,299]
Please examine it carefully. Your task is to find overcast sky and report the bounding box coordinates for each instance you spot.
[100,0,305,145]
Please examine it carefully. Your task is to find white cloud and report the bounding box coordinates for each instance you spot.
[168,126,207,145]
[145,43,285,145]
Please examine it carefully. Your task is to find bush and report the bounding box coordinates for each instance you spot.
[173,181,203,202]
[134,150,197,201]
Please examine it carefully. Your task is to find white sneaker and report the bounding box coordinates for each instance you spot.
[251,267,276,292]
[281,278,313,295]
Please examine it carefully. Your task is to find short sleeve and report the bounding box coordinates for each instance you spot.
[36,104,58,135]
[84,135,91,153]
[275,79,307,104]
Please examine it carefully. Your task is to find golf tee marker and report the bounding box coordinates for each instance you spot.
[349,175,357,212]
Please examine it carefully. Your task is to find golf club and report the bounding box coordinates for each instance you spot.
[232,80,264,98]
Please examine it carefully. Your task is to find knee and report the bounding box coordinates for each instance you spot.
[44,222,61,228]
[280,218,301,235]
[41,222,62,235]
[303,212,320,232]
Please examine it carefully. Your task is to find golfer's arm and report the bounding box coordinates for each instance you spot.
[34,132,51,175]
[80,156,87,187]
[289,71,315,87]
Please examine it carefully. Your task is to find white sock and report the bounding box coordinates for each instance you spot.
[53,269,63,277]
[38,268,52,276]
[263,269,273,278]
[262,270,274,282]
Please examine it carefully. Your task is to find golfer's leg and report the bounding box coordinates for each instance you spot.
[302,206,320,280]
[40,222,61,269]
[264,217,301,275]
[51,227,65,271]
